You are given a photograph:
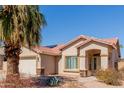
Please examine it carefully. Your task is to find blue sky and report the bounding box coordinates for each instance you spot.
[40,5,124,58]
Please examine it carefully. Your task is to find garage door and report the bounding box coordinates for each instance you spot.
[19,59,36,76]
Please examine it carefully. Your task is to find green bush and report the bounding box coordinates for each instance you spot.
[96,69,122,86]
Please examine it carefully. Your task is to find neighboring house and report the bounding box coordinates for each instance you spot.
[0,35,121,77]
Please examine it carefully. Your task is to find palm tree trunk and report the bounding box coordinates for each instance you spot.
[4,41,21,77]
[7,56,19,75]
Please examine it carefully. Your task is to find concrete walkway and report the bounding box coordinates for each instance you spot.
[78,76,97,83]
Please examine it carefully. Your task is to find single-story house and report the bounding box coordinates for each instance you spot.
[0,35,121,77]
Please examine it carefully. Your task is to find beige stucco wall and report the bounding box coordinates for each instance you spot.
[41,54,56,75]
[0,47,58,76]
[55,56,61,74]
[20,47,37,57]
[0,62,7,79]
[62,39,85,55]
[80,42,108,55]
[3,62,7,73]
[58,56,63,74]
[59,40,110,75]
[58,39,85,75]
[80,42,109,70]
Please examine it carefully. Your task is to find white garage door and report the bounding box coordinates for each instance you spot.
[19,59,36,76]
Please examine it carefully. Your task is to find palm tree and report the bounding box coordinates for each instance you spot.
[0,5,46,76]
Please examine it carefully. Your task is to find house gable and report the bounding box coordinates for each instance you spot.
[20,47,38,58]
[76,39,116,49]
[77,40,112,49]
[79,41,109,56]
[62,38,87,56]
[60,35,89,50]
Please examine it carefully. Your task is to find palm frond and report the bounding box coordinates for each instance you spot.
[0,5,46,47]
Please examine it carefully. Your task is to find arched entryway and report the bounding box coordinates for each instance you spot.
[85,49,101,75]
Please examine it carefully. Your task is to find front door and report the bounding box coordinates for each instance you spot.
[91,56,100,75]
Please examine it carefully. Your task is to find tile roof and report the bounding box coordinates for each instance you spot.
[0,35,119,57]
[60,35,89,49]
[32,35,119,55]
[60,35,118,49]
[76,38,117,49]
[102,38,118,45]
[32,45,64,56]
[51,44,65,50]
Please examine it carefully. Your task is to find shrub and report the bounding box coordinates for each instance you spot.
[96,69,122,86]
[47,76,60,86]
[119,67,124,80]
[119,67,124,72]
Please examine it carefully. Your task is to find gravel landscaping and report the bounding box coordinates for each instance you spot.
[56,75,124,88]
[1,74,124,88]
[77,76,124,88]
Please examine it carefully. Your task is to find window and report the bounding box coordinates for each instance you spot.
[65,56,78,69]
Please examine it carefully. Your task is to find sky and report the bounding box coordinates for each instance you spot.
[39,5,124,58]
